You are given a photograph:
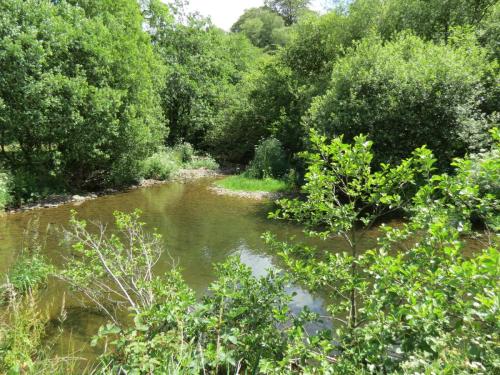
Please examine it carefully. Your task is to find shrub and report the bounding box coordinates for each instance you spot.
[5,255,53,296]
[140,144,219,180]
[0,293,78,374]
[264,131,499,373]
[0,171,11,210]
[466,128,500,199]
[186,155,219,170]
[246,137,288,179]
[60,210,165,320]
[140,150,182,181]
[172,143,195,164]
[93,258,294,374]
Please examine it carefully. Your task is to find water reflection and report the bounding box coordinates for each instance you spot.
[0,178,338,365]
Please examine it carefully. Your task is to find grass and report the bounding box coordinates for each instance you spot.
[214,175,288,193]
[0,292,80,374]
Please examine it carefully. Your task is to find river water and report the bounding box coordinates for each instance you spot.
[0,178,382,367]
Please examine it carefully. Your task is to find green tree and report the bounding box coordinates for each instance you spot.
[380,0,498,42]
[231,7,288,50]
[268,131,436,328]
[144,1,261,150]
[308,33,495,167]
[265,0,312,25]
[0,0,164,196]
[264,132,499,373]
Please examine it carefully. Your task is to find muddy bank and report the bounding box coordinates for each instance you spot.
[208,185,283,201]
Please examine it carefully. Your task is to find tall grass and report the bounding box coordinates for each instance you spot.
[1,220,54,302]
[0,293,80,374]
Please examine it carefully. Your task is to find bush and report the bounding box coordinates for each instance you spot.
[140,143,219,181]
[140,150,182,181]
[5,255,53,297]
[308,32,494,168]
[186,155,219,170]
[264,131,499,373]
[1,221,54,300]
[0,171,11,210]
[466,128,500,199]
[92,258,293,374]
[246,137,288,179]
[172,143,195,164]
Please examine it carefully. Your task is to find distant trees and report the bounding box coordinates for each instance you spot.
[225,0,499,168]
[145,0,261,151]
[0,0,498,201]
[231,7,288,50]
[265,0,312,25]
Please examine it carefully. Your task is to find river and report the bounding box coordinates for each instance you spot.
[0,177,383,368]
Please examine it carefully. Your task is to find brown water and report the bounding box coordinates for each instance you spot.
[0,178,382,368]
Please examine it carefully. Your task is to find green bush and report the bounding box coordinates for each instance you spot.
[92,258,293,374]
[140,144,218,180]
[6,255,53,296]
[308,32,494,167]
[246,137,288,179]
[0,171,11,210]
[466,128,500,199]
[140,150,182,181]
[186,155,219,170]
[172,143,195,163]
[264,131,499,373]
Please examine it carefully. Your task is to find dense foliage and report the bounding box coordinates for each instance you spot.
[0,0,164,199]
[308,32,495,166]
[231,7,288,50]
[1,0,498,204]
[0,0,498,373]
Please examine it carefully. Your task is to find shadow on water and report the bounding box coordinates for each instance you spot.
[0,178,383,368]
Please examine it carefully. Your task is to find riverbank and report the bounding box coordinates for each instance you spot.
[210,175,289,200]
[4,168,224,214]
[209,185,284,200]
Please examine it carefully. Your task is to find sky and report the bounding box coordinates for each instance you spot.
[186,0,325,31]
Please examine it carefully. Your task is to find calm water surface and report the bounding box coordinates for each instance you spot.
[0,178,381,368]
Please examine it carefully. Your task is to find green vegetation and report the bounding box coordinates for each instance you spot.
[0,229,75,374]
[215,176,288,193]
[263,131,499,373]
[1,223,54,300]
[140,143,218,181]
[0,0,164,200]
[0,0,499,372]
[246,137,288,179]
[308,32,495,166]
[231,7,288,50]
[1,0,498,205]
[0,293,78,374]
[0,172,11,210]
